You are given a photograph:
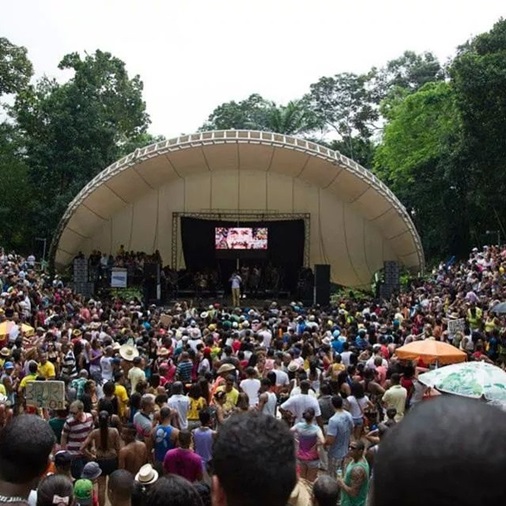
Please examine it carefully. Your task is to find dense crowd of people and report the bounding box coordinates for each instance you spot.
[1,243,506,506]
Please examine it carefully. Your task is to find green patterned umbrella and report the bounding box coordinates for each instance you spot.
[418,362,506,402]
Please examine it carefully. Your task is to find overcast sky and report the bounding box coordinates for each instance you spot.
[2,0,505,137]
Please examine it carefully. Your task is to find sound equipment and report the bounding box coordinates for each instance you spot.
[380,261,400,299]
[314,264,331,306]
[143,263,161,305]
[73,258,88,283]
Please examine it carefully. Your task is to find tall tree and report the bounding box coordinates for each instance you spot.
[450,18,506,241]
[199,94,273,131]
[304,73,378,166]
[11,50,150,242]
[373,81,468,258]
[0,37,33,97]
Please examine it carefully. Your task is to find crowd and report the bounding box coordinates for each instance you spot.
[1,243,506,506]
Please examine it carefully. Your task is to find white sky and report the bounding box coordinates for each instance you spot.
[2,0,505,138]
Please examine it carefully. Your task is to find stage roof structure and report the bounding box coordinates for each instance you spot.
[52,130,424,288]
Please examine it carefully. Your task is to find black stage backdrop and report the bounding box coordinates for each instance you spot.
[180,217,305,293]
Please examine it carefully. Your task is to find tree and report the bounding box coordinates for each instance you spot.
[199,94,273,131]
[11,50,151,242]
[0,37,33,97]
[370,50,443,105]
[304,73,378,166]
[450,18,506,241]
[0,123,32,250]
[373,81,468,258]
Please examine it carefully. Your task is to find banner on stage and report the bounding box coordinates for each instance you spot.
[111,268,128,288]
[26,380,66,409]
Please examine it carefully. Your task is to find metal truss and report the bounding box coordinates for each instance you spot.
[51,130,424,273]
[171,211,311,270]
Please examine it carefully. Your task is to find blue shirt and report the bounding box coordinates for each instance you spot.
[154,424,176,462]
[327,410,354,459]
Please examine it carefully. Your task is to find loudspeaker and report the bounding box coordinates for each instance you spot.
[73,258,88,283]
[314,264,331,306]
[144,263,159,279]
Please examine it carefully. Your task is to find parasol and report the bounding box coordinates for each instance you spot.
[418,361,506,402]
[395,339,466,365]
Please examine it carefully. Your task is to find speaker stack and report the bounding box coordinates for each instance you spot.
[380,261,400,299]
[314,264,331,306]
[72,258,94,297]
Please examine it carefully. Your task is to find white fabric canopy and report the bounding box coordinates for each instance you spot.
[52,130,424,288]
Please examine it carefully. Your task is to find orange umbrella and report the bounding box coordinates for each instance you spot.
[395,339,467,365]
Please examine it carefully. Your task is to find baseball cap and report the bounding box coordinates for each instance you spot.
[54,450,72,467]
[3,361,14,370]
[74,479,93,505]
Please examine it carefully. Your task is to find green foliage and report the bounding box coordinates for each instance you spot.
[10,50,151,243]
[0,37,33,97]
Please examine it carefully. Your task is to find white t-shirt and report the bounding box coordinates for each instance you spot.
[230,275,242,289]
[168,394,190,429]
[273,369,290,387]
[100,356,113,382]
[281,394,321,424]
[240,378,261,406]
[258,330,272,348]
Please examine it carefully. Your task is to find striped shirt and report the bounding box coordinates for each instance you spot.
[177,361,193,383]
[62,413,94,455]
[62,351,78,379]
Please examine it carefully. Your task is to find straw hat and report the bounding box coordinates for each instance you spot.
[119,344,139,361]
[217,363,235,375]
[135,464,159,485]
[0,347,10,358]
[287,479,312,506]
[157,347,169,357]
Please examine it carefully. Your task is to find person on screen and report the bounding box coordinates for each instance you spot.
[229,272,242,307]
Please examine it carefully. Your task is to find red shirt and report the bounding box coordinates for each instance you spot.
[163,448,203,482]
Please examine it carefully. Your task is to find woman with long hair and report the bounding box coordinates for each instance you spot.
[37,475,74,506]
[81,410,121,506]
[290,407,324,482]
[347,381,374,440]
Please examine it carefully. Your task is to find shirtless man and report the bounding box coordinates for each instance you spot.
[118,423,148,475]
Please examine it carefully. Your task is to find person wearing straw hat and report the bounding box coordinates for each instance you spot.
[134,463,159,488]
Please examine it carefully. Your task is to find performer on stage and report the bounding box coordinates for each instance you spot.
[229,271,242,307]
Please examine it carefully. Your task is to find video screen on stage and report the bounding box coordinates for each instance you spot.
[215,227,268,250]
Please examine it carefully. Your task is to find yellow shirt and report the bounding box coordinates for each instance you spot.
[0,384,6,396]
[38,361,56,379]
[20,373,37,390]
[115,384,129,418]
[217,386,239,412]
[188,397,206,420]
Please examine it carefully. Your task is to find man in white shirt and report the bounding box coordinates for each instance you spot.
[100,346,114,383]
[229,272,242,307]
[167,381,190,429]
[240,367,261,407]
[280,380,323,428]
[257,322,273,349]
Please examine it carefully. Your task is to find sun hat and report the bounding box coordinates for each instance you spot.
[287,361,299,373]
[135,463,159,485]
[81,461,102,480]
[0,348,10,357]
[157,347,170,357]
[287,479,312,506]
[74,479,93,505]
[119,344,139,361]
[217,363,235,375]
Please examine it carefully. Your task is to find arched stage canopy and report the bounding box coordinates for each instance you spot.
[52,130,424,289]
